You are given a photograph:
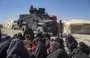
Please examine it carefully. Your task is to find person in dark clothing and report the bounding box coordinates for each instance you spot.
[0,29,1,42]
[7,30,36,58]
[66,35,78,44]
[29,5,35,14]
[70,42,78,52]
[23,27,34,41]
[70,48,89,58]
[23,28,36,52]
[35,36,47,58]
[44,33,51,39]
[47,44,68,58]
[0,38,11,58]
[66,35,78,52]
[70,42,90,58]
[6,28,35,58]
[36,32,43,38]
[78,42,90,55]
[7,38,34,58]
[0,29,1,38]
[56,38,64,49]
[43,33,50,49]
[47,38,65,55]
[35,32,44,45]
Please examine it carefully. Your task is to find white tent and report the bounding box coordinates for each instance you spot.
[64,20,90,34]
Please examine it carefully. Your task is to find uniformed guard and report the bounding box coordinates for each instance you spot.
[59,20,63,37]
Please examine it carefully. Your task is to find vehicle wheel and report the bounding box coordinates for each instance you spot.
[22,26,26,31]
[22,28,25,31]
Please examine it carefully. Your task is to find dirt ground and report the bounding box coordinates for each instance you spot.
[1,28,90,46]
[72,34,90,46]
[1,28,23,37]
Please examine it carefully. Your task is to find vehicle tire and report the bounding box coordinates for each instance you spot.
[22,26,26,32]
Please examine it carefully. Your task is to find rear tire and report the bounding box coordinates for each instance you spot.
[22,26,26,32]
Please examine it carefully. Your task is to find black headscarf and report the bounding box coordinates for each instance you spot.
[23,27,34,40]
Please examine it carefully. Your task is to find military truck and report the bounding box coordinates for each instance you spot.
[37,20,58,35]
[15,5,58,35]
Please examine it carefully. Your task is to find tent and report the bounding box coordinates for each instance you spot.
[64,20,90,34]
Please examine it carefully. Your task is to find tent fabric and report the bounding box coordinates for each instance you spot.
[64,20,90,34]
[64,20,90,25]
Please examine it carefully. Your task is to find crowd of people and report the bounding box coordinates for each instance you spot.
[0,28,90,58]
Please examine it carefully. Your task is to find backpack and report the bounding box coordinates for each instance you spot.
[72,49,89,58]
